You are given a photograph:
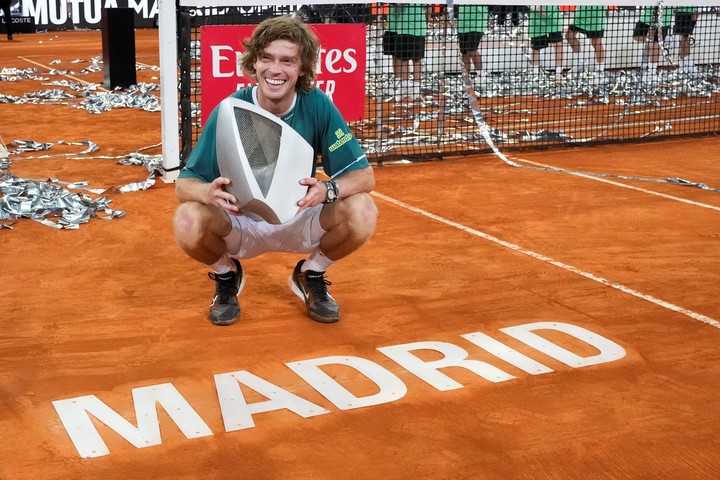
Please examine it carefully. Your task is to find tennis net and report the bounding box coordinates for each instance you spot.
[170,1,720,166]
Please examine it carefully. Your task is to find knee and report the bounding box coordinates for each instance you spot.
[340,193,378,238]
[173,201,214,243]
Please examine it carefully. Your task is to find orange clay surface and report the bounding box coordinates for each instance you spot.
[2,30,720,480]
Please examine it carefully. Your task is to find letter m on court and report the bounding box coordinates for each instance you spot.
[52,383,212,458]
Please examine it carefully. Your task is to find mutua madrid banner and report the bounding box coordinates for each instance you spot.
[200,23,366,125]
[20,0,157,30]
[18,0,158,30]
[18,2,299,31]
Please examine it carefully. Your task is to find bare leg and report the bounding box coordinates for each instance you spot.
[553,41,563,73]
[411,58,423,83]
[678,35,690,61]
[174,202,233,265]
[566,29,580,53]
[649,41,660,64]
[392,57,409,81]
[318,193,378,261]
[470,50,483,72]
[175,192,378,265]
[591,37,605,64]
[461,53,472,74]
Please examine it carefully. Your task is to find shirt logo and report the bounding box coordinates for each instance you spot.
[329,128,353,152]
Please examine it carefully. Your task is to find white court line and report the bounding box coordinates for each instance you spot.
[512,158,720,212]
[18,56,110,92]
[372,191,720,329]
[498,112,720,134]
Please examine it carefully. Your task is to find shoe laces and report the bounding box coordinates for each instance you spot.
[304,271,332,301]
[208,271,238,300]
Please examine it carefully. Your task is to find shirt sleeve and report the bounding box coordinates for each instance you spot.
[178,107,221,182]
[315,90,369,179]
[179,88,254,182]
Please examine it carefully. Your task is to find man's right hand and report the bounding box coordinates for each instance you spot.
[208,177,241,214]
[175,176,243,215]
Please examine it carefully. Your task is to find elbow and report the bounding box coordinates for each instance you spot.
[174,183,184,202]
[174,177,190,203]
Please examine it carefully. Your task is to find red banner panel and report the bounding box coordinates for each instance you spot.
[200,23,366,125]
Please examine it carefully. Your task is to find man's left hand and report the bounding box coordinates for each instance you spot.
[297,177,327,211]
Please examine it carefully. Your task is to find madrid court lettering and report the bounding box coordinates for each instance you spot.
[52,322,626,458]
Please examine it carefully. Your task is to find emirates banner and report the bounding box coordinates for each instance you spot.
[200,23,366,125]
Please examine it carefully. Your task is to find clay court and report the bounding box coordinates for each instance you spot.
[2,28,720,479]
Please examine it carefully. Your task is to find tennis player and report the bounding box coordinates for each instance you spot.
[173,16,377,326]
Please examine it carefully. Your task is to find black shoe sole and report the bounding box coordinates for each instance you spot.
[209,316,239,326]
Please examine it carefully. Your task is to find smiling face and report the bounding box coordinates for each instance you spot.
[253,39,303,115]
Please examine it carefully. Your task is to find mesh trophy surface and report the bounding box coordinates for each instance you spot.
[216,97,314,224]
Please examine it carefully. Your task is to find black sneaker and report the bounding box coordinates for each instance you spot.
[289,260,340,323]
[207,259,244,326]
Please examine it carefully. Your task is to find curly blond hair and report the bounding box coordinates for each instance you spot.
[241,16,319,93]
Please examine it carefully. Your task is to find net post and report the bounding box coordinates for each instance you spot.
[158,0,181,182]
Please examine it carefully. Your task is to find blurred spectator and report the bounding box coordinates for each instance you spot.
[1,0,13,41]
[457,4,489,77]
[383,3,429,101]
[633,6,672,81]
[528,5,563,80]
[674,6,698,73]
[566,5,608,78]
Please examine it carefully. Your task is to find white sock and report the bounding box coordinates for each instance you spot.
[302,250,334,273]
[596,62,605,73]
[555,66,563,75]
[210,254,236,274]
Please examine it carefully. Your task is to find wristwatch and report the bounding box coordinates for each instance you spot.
[320,180,339,204]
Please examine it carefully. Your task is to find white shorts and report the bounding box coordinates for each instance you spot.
[226,205,326,259]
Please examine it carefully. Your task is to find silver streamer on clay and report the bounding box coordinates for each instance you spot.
[1,58,160,113]
[0,168,126,230]
[0,139,169,229]
[0,55,168,229]
[77,83,161,114]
